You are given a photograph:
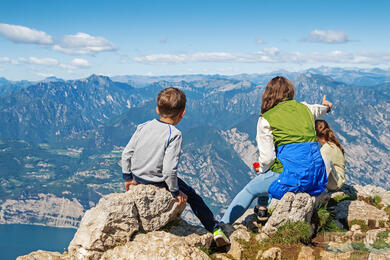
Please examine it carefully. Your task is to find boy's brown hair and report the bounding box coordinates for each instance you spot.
[157,87,186,118]
[261,76,295,114]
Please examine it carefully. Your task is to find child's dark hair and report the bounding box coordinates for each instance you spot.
[157,87,186,118]
[261,76,295,114]
[315,120,345,155]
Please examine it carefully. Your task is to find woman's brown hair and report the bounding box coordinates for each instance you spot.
[261,76,295,114]
[315,120,345,155]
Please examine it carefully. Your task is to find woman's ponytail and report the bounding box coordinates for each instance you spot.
[315,120,345,155]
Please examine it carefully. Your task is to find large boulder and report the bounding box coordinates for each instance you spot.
[101,229,210,260]
[333,200,389,227]
[68,184,186,260]
[263,192,317,235]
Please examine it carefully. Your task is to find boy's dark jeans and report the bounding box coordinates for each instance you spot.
[133,175,218,232]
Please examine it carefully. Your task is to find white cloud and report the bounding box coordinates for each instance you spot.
[0,23,53,45]
[16,56,91,70]
[306,29,350,44]
[52,32,117,55]
[132,49,390,66]
[71,58,91,68]
[37,72,55,78]
[20,57,59,66]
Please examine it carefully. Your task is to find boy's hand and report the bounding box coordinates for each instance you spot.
[175,191,188,206]
[322,94,333,112]
[124,180,138,192]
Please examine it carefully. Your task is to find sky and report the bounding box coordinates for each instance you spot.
[0,0,389,80]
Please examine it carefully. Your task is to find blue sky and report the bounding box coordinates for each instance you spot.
[0,0,389,80]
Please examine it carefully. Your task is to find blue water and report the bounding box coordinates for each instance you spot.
[0,224,76,260]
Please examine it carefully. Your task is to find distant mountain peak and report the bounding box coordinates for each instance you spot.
[82,74,113,85]
[40,76,65,83]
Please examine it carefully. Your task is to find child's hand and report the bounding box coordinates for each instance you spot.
[124,180,138,192]
[322,94,333,112]
[175,191,188,206]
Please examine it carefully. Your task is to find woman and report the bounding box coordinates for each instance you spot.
[221,76,332,224]
[315,120,346,191]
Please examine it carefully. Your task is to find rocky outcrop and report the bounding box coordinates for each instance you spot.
[333,200,389,227]
[68,185,186,259]
[17,185,214,260]
[17,184,390,260]
[263,192,322,235]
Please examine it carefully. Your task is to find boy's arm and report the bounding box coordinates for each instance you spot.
[121,127,140,181]
[162,133,182,197]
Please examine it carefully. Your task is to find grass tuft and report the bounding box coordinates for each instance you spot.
[372,231,390,250]
[349,219,369,232]
[266,221,312,245]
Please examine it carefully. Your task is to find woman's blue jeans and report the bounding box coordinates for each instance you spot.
[221,170,279,224]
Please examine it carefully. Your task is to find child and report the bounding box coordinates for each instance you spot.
[315,120,346,191]
[121,87,230,247]
[221,76,332,224]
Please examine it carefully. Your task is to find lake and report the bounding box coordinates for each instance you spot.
[0,224,76,260]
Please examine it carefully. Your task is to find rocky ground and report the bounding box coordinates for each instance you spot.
[17,184,390,259]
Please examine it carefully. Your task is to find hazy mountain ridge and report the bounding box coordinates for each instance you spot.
[0,68,389,227]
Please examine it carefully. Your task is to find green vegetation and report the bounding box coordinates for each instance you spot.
[384,206,390,219]
[372,231,390,250]
[328,193,353,207]
[316,206,343,233]
[370,195,384,209]
[351,242,369,256]
[349,219,370,232]
[266,221,312,245]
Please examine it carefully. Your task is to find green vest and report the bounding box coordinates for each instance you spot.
[262,100,317,173]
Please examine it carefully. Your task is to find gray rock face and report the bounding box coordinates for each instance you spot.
[263,192,316,235]
[333,200,389,227]
[101,231,210,260]
[68,185,186,260]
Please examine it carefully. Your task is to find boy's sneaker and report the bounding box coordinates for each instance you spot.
[254,205,269,222]
[213,228,230,247]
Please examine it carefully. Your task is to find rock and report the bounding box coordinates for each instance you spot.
[297,246,315,260]
[255,232,269,243]
[333,200,389,227]
[330,191,347,200]
[233,208,259,232]
[350,224,361,232]
[17,250,68,260]
[263,192,315,235]
[261,247,282,260]
[168,219,213,249]
[365,228,388,245]
[351,230,365,242]
[320,250,351,260]
[101,231,210,260]
[227,228,251,260]
[368,252,389,260]
[68,185,186,260]
[326,241,354,253]
[214,253,232,260]
[256,250,263,260]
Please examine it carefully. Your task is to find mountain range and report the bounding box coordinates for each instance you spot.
[0,67,389,227]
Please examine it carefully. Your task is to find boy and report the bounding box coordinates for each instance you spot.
[121,87,230,247]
